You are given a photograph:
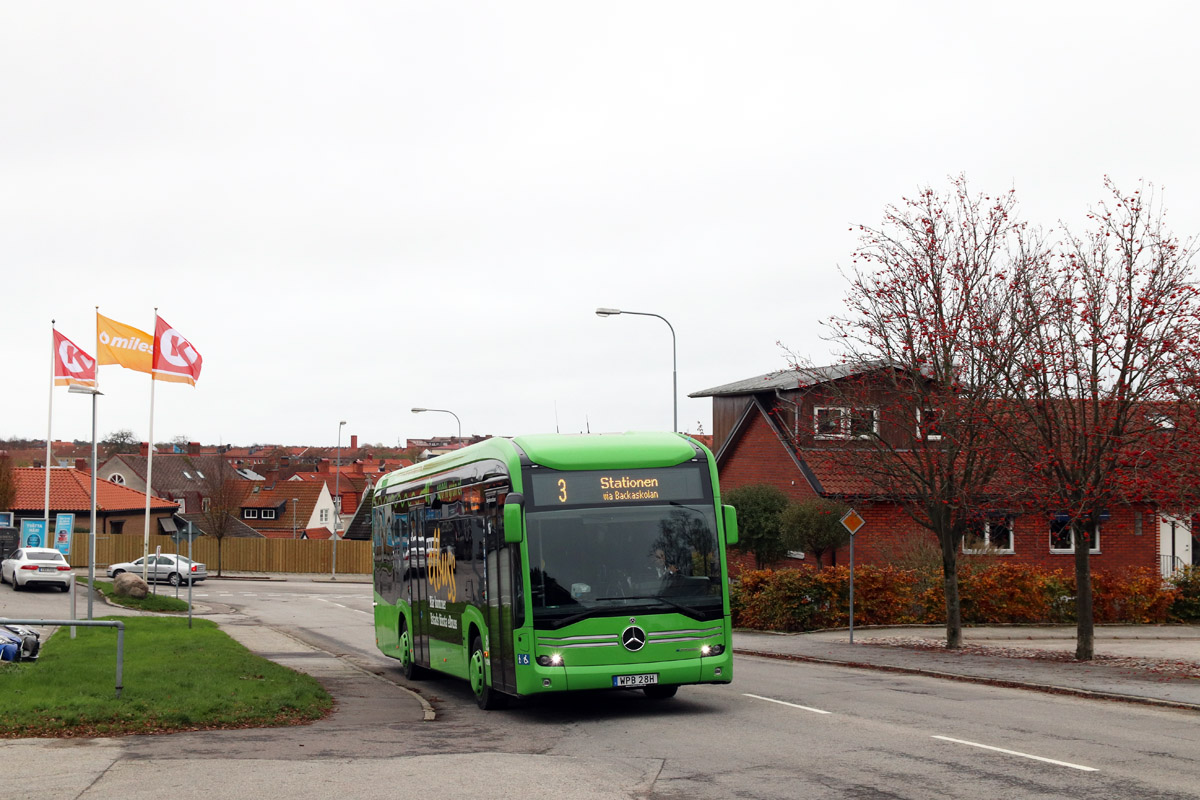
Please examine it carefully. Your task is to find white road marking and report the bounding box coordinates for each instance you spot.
[743,693,832,715]
[932,736,1097,772]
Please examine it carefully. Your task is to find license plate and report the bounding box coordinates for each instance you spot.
[39,567,56,573]
[613,673,658,688]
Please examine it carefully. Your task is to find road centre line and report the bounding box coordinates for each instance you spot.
[932,736,1097,772]
[743,693,832,715]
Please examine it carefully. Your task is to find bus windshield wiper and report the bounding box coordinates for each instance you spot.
[595,595,697,615]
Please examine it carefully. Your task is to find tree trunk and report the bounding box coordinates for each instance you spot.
[939,516,963,650]
[1074,522,1095,661]
[217,537,224,578]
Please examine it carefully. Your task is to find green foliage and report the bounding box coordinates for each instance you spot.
[1168,565,1200,622]
[724,484,790,568]
[779,498,851,569]
[732,565,1179,631]
[0,617,331,738]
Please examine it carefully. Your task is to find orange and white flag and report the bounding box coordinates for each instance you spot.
[96,313,153,374]
[52,330,96,387]
[152,315,202,385]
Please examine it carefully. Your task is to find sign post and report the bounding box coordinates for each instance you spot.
[839,509,865,644]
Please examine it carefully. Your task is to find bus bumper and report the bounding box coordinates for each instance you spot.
[517,650,733,694]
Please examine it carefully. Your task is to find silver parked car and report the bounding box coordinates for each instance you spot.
[107,554,207,585]
[1,547,74,592]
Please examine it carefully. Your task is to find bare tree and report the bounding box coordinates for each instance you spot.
[200,472,248,577]
[990,179,1200,660]
[101,428,140,457]
[810,176,1046,648]
[0,454,15,512]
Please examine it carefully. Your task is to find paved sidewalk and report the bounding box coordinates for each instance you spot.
[734,625,1200,710]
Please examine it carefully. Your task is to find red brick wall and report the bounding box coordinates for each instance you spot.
[718,410,818,502]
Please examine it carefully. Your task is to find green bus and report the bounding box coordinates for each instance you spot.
[371,431,739,709]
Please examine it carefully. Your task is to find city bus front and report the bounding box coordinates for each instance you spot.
[513,463,735,698]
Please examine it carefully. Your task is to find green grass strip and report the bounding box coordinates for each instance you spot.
[90,579,192,613]
[0,617,332,738]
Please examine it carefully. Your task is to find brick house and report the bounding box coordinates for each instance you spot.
[236,481,338,539]
[97,451,245,516]
[9,467,179,537]
[692,365,1196,576]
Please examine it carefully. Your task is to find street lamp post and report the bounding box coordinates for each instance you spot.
[595,307,677,432]
[292,497,299,539]
[411,407,462,444]
[332,420,345,580]
[68,384,103,620]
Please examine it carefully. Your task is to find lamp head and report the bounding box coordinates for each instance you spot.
[595,307,622,317]
[411,407,427,413]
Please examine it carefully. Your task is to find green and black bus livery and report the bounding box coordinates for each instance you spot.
[371,432,739,708]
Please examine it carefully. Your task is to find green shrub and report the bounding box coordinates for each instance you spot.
[1169,565,1200,622]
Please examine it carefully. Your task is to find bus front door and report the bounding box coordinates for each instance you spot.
[485,526,519,695]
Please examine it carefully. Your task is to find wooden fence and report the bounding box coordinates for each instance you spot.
[66,533,372,574]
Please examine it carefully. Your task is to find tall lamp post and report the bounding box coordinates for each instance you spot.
[332,420,345,580]
[67,384,102,620]
[411,407,461,444]
[595,307,677,432]
[292,497,299,539]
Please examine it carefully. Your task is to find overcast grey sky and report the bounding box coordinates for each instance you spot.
[5,2,1200,448]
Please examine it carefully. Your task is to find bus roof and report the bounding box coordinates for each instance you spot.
[376,432,707,494]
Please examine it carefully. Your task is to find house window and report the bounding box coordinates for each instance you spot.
[110,520,124,534]
[917,407,943,441]
[110,474,126,485]
[962,516,1014,554]
[202,497,211,512]
[320,509,329,523]
[814,407,877,439]
[262,509,276,520]
[183,471,192,480]
[177,498,186,513]
[1050,518,1100,554]
[244,508,259,519]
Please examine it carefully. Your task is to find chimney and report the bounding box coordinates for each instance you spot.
[351,434,358,450]
[189,441,200,455]
[140,442,149,456]
[318,458,330,473]
[75,458,88,470]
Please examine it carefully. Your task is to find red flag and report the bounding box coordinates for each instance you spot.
[53,330,97,387]
[151,315,203,385]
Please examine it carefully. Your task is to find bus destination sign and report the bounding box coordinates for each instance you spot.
[529,467,704,508]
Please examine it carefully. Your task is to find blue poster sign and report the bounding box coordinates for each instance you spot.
[54,513,74,556]
[20,518,47,548]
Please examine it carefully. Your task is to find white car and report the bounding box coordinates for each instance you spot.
[107,554,207,585]
[1,547,74,592]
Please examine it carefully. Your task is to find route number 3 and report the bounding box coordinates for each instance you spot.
[557,479,567,503]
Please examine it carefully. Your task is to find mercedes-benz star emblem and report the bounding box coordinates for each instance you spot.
[621,625,646,652]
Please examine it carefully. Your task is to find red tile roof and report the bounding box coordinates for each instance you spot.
[12,467,179,513]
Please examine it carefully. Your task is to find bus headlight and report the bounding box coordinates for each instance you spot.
[536,653,564,667]
[700,644,724,657]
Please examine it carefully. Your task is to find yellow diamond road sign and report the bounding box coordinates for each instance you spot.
[840,509,865,536]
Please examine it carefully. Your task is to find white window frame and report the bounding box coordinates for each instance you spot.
[1049,519,1100,554]
[813,406,878,439]
[962,517,1015,554]
[917,407,943,441]
[109,474,126,485]
[262,509,276,520]
[244,508,259,519]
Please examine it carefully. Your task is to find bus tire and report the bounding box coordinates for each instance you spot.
[644,684,678,700]
[399,619,427,680]
[469,634,508,710]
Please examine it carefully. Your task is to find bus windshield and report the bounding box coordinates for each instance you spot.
[526,503,723,628]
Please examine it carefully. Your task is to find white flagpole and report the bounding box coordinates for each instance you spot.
[142,308,157,581]
[45,320,55,528]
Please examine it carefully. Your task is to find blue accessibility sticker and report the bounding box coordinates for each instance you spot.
[517,654,530,665]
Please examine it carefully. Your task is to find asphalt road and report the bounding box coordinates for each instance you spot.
[4,578,1200,799]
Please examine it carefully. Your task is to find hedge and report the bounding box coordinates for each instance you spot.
[731,563,1192,631]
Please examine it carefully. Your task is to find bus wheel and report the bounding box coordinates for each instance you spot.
[399,619,426,680]
[469,634,508,710]
[644,684,678,700]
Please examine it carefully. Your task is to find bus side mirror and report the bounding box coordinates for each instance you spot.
[503,493,524,544]
[723,505,738,547]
